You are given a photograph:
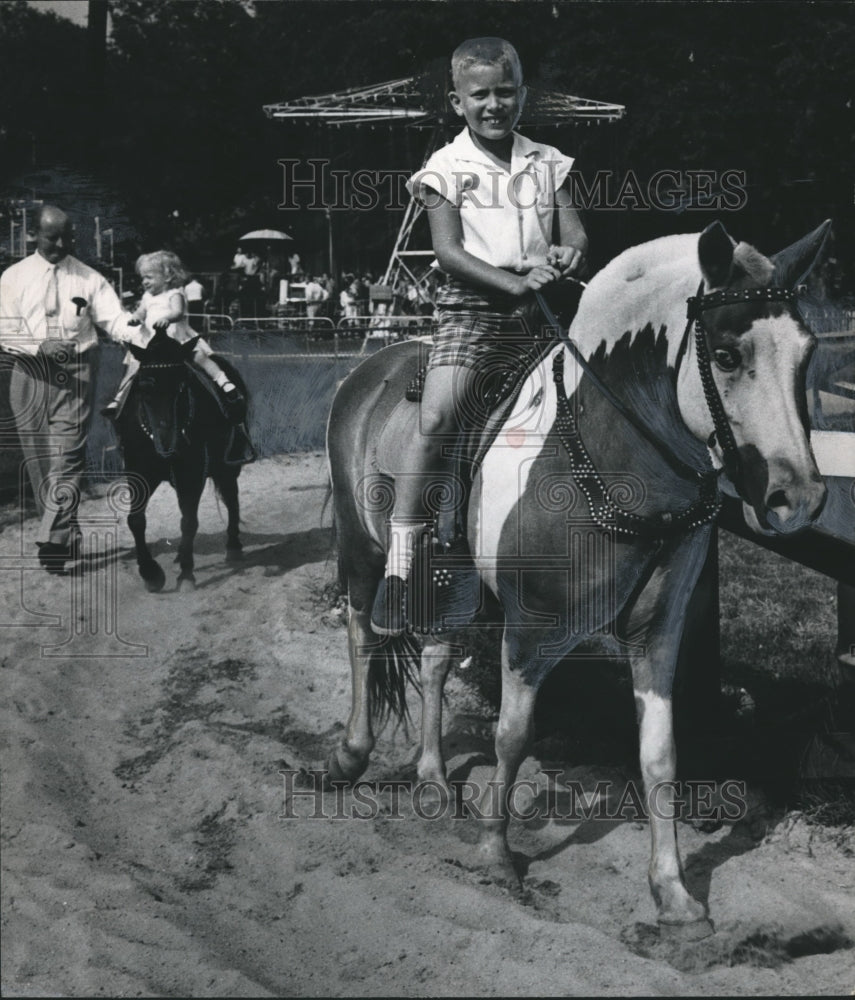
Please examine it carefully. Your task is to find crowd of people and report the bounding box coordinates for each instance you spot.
[179,259,440,329]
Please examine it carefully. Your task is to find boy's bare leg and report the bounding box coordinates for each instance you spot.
[393,365,473,516]
[373,364,478,635]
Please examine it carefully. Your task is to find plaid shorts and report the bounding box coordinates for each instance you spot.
[427,278,544,371]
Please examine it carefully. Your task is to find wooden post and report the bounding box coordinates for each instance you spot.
[673,528,721,739]
[838,581,855,681]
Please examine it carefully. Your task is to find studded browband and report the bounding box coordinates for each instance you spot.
[686,285,797,321]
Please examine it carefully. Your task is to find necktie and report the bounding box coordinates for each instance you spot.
[45,265,59,317]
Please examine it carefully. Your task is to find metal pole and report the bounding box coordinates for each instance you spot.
[94,216,102,259]
[20,208,27,257]
[325,207,334,278]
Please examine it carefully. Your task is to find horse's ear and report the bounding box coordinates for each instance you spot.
[771,219,833,289]
[698,221,736,289]
[182,336,201,358]
[126,341,147,362]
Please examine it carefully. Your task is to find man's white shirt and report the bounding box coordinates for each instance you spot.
[0,252,142,354]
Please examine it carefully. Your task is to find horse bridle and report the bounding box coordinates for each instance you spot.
[534,284,798,537]
[135,361,196,459]
[685,284,798,493]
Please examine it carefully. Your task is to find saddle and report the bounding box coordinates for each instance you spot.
[375,336,557,634]
[402,347,550,543]
[374,283,582,634]
[187,365,257,466]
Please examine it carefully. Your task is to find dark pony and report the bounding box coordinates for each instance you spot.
[115,328,249,591]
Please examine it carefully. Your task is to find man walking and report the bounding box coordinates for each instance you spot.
[0,205,141,572]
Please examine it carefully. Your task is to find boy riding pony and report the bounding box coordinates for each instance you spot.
[372,37,588,636]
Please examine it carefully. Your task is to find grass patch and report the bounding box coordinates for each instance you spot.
[718,530,839,688]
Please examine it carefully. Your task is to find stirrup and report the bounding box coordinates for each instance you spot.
[371,575,408,637]
[224,423,257,465]
[408,532,480,634]
[222,387,247,423]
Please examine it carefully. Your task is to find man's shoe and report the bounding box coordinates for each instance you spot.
[37,541,76,574]
[371,575,408,637]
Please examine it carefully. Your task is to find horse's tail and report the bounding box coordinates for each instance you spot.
[325,468,417,724]
[368,633,422,726]
[320,475,343,591]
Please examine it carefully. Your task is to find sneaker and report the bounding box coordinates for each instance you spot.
[371,575,408,637]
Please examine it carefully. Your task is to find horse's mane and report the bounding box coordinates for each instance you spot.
[500,231,776,447]
[569,234,701,368]
[568,232,774,370]
[732,242,775,284]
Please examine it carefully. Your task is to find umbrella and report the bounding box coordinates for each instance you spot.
[240,229,292,242]
[238,230,294,288]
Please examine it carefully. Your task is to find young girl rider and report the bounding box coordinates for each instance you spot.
[104,250,245,419]
[372,37,588,635]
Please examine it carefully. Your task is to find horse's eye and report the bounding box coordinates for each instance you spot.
[713,347,741,372]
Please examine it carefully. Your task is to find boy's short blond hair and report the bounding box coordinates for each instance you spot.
[450,37,523,90]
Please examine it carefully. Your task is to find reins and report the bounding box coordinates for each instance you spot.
[548,348,721,537]
[535,283,800,536]
[535,290,708,484]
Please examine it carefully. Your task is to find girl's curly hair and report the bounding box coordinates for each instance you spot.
[135,250,188,290]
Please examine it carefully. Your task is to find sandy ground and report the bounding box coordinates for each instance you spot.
[1,453,854,997]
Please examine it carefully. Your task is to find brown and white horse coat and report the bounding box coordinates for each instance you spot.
[325,221,830,934]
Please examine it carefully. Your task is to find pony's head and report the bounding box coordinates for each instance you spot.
[679,220,830,535]
[124,329,201,459]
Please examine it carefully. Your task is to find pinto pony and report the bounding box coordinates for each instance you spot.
[326,221,830,936]
[115,329,249,591]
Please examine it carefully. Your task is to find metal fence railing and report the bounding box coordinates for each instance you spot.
[200,314,437,359]
[801,303,855,336]
[335,314,437,355]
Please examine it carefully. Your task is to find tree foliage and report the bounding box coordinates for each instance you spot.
[1,0,852,275]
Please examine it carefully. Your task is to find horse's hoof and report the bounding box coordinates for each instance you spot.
[140,563,166,593]
[474,842,524,893]
[325,745,369,785]
[226,546,243,564]
[415,770,451,799]
[659,918,715,942]
[178,576,197,593]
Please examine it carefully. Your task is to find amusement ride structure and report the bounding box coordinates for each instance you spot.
[264,64,625,306]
